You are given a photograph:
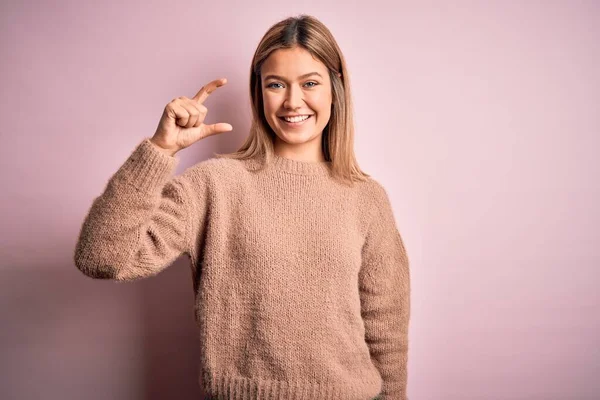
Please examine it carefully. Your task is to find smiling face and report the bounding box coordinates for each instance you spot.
[260,46,333,160]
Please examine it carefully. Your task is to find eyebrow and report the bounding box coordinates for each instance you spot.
[263,72,323,82]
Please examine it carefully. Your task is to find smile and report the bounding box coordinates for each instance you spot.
[278,115,313,126]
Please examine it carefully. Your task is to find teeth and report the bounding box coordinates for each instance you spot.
[283,115,310,123]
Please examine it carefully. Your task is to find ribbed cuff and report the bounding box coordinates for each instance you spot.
[110,137,179,192]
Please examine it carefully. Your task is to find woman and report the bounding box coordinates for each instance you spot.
[75,14,410,400]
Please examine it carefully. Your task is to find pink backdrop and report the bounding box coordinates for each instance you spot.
[1,1,598,399]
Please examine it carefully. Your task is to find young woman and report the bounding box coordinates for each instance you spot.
[75,14,410,400]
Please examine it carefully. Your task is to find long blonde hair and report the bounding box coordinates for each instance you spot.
[216,14,370,185]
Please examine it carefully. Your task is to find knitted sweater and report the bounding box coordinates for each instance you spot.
[74,138,411,400]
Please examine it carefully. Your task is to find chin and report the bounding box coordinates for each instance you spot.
[275,131,320,145]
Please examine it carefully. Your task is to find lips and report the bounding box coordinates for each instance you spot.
[278,115,313,126]
[278,114,313,119]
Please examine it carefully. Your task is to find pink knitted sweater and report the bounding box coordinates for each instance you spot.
[74,138,411,400]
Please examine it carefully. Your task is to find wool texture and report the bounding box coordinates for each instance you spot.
[74,137,411,400]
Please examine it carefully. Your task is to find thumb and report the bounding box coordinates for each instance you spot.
[202,122,233,137]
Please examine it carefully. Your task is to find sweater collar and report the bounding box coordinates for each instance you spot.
[269,153,332,176]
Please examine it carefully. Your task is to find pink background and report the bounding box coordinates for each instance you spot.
[1,1,599,399]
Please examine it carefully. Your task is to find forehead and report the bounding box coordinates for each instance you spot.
[261,47,328,77]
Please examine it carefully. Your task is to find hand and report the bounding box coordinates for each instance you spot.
[150,78,233,156]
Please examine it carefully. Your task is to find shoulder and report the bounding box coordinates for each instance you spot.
[176,156,252,191]
[354,176,398,230]
[357,176,392,208]
[188,156,243,176]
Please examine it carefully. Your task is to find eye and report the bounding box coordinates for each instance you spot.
[265,81,319,89]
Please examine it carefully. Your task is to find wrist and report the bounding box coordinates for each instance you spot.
[149,138,178,157]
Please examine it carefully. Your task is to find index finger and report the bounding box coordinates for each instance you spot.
[193,78,227,104]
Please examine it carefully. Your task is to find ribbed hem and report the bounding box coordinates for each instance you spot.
[111,138,178,192]
[202,371,382,400]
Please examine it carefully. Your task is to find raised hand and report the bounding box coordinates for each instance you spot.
[150,78,233,156]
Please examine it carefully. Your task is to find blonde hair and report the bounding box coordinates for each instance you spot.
[216,14,370,185]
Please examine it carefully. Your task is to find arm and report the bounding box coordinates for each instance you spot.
[74,138,203,281]
[359,182,411,400]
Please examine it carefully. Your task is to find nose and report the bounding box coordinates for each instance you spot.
[283,84,303,110]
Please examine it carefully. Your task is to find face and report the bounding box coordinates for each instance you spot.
[260,46,333,156]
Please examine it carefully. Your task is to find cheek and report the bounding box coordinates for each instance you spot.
[308,91,331,111]
[262,94,280,116]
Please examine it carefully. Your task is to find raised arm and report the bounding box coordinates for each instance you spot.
[74,77,232,281]
[74,138,201,281]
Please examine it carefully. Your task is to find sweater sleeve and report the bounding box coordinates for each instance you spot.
[74,138,201,282]
[359,181,411,400]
